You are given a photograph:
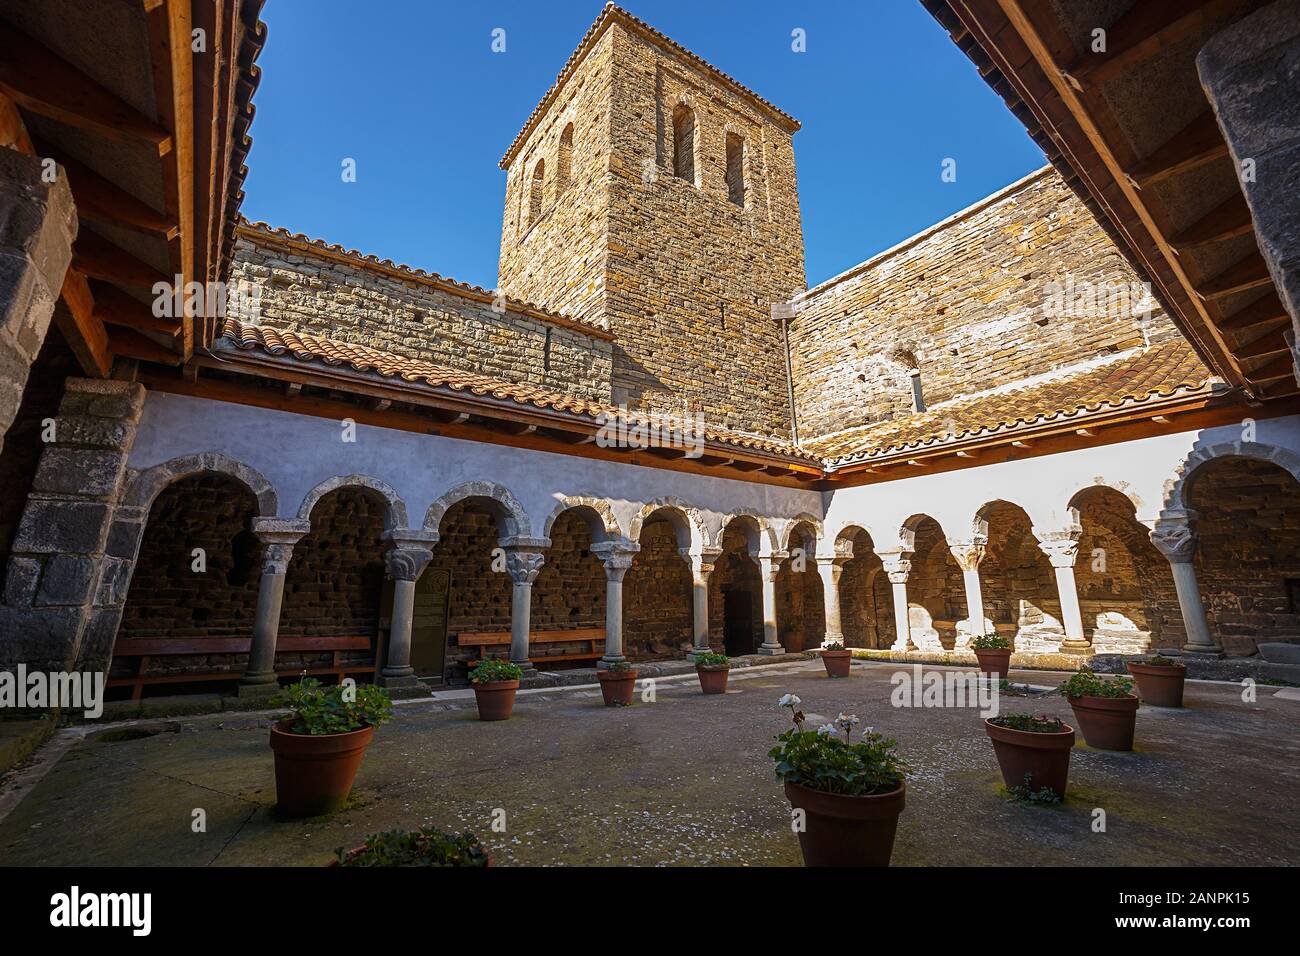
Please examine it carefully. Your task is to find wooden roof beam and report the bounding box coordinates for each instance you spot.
[1125,111,1229,188]
[0,21,172,154]
[107,327,177,365]
[1170,192,1253,251]
[1061,0,1249,90]
[55,269,112,377]
[88,280,180,336]
[72,229,171,290]
[1247,354,1296,383]
[1219,290,1288,331]
[1237,327,1289,360]
[1196,252,1273,301]
[36,142,179,239]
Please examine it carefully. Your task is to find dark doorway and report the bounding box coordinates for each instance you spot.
[411,568,450,683]
[724,589,754,656]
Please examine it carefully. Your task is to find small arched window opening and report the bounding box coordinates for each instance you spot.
[528,159,545,227]
[672,104,696,185]
[557,123,574,194]
[725,133,745,207]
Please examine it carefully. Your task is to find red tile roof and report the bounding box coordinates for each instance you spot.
[805,339,1215,467]
[218,319,816,461]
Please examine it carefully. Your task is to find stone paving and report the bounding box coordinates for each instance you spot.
[1,659,1297,867]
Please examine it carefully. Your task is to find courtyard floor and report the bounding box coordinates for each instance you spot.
[1,659,1297,867]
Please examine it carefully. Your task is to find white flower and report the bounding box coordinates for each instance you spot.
[778,694,801,708]
[861,726,876,739]
[834,713,860,732]
[816,724,836,736]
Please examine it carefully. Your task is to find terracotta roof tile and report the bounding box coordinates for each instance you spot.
[218,320,815,461]
[805,339,1215,467]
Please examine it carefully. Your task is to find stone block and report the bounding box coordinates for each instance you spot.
[11,499,112,555]
[1257,641,1300,664]
[34,554,96,606]
[49,415,135,451]
[2,556,41,607]
[32,448,127,497]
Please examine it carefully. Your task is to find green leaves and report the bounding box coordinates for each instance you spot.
[694,651,730,668]
[768,728,906,796]
[272,677,393,736]
[989,712,1065,733]
[469,658,524,683]
[335,827,489,867]
[1059,666,1134,699]
[971,633,1010,650]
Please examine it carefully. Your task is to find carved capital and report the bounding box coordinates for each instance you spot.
[875,548,912,584]
[385,546,433,582]
[946,538,986,572]
[505,550,546,585]
[261,542,295,576]
[1150,517,1198,563]
[1032,526,1081,569]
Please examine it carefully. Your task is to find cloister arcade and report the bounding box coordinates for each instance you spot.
[99,422,1300,698]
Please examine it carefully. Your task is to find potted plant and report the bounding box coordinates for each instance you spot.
[970,633,1012,679]
[694,651,730,694]
[984,712,1074,800]
[470,658,523,721]
[771,694,907,867]
[332,826,490,867]
[820,640,852,678]
[1126,654,1187,708]
[1059,667,1139,751]
[268,677,393,819]
[597,659,638,706]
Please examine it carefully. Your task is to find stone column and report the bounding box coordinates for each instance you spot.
[1035,529,1089,655]
[876,549,913,652]
[1197,1,1300,382]
[815,556,846,646]
[1150,511,1221,656]
[947,538,987,647]
[0,148,77,455]
[682,547,721,661]
[592,538,640,668]
[379,530,437,694]
[755,551,786,655]
[0,378,145,675]
[239,519,310,696]
[504,541,547,674]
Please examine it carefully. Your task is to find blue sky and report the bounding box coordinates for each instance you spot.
[243,0,1047,289]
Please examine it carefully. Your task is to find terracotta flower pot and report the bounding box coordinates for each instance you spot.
[821,648,852,678]
[1126,661,1186,708]
[473,679,520,721]
[783,779,906,867]
[597,668,638,706]
[269,720,375,819]
[983,718,1074,799]
[1067,693,1139,751]
[973,647,1012,680]
[696,666,729,694]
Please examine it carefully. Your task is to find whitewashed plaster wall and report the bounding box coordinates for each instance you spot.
[820,413,1300,552]
[128,392,825,549]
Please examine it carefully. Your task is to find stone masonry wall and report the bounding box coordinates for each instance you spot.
[497,20,805,438]
[230,234,614,404]
[789,169,1185,442]
[624,516,693,658]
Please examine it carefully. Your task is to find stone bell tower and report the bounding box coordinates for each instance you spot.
[496,4,806,438]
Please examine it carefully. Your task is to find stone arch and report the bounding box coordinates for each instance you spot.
[628,497,704,552]
[780,513,823,555]
[123,452,277,516]
[296,475,407,531]
[721,509,778,556]
[835,525,895,648]
[423,481,531,540]
[1163,440,1300,513]
[1067,477,1145,519]
[542,495,624,542]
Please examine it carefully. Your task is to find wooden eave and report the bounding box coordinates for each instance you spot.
[924,0,1296,402]
[151,347,825,488]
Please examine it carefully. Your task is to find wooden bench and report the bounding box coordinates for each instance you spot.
[457,627,606,667]
[107,636,378,700]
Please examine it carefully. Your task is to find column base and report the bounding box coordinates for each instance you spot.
[380,666,416,681]
[890,641,909,653]
[235,679,281,700]
[596,656,627,670]
[686,647,714,662]
[1060,641,1094,656]
[757,643,786,656]
[511,661,538,677]
[1180,645,1225,658]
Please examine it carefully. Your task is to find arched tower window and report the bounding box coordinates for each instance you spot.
[557,123,574,193]
[528,158,546,227]
[725,133,745,207]
[672,104,696,185]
